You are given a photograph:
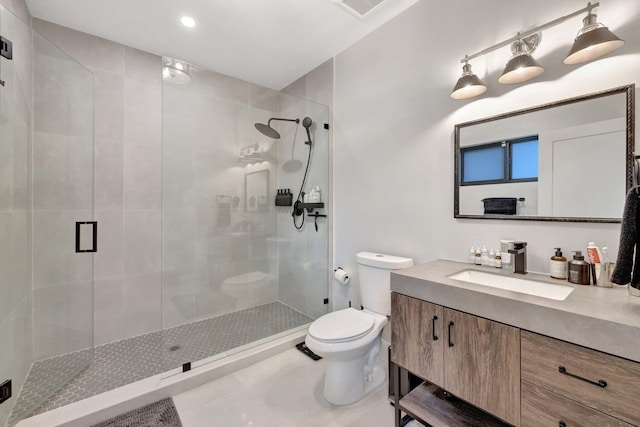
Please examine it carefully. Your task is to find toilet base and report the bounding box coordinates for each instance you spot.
[322,338,385,405]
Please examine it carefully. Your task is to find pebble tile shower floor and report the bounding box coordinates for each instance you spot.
[9,302,312,425]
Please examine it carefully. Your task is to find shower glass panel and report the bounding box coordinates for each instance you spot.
[26,30,94,417]
[161,63,330,376]
[0,7,31,427]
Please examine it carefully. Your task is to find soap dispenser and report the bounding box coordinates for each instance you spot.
[550,248,567,280]
[568,251,590,285]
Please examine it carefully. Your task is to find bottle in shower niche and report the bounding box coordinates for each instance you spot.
[550,248,567,280]
[568,251,590,285]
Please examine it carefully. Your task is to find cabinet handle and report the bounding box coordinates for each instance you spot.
[558,366,607,388]
[559,422,566,427]
[448,321,454,347]
[432,316,438,341]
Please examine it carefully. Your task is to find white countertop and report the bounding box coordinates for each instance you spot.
[391,259,640,362]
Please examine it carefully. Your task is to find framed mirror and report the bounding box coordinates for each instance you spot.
[454,84,635,223]
[245,169,269,212]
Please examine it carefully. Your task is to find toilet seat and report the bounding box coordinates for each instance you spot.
[308,308,374,343]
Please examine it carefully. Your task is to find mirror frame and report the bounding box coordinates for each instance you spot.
[244,169,269,212]
[454,84,635,223]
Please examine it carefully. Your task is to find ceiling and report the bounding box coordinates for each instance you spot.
[25,0,419,90]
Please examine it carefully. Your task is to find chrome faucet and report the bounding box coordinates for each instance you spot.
[508,241,527,274]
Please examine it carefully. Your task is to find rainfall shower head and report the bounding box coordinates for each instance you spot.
[254,117,300,139]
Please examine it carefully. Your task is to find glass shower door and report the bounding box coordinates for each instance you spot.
[0,7,32,427]
[27,29,94,417]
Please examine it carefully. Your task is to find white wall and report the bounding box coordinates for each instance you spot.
[333,0,640,309]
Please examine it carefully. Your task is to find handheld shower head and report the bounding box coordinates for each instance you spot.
[302,117,312,129]
[302,117,313,145]
[254,117,299,139]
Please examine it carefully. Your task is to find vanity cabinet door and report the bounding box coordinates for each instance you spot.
[391,293,444,386]
[443,308,520,426]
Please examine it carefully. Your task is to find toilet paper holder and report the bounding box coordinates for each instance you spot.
[334,267,350,285]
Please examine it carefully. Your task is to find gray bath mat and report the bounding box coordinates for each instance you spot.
[90,398,182,427]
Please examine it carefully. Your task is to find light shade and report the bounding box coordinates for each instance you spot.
[564,13,624,65]
[162,58,192,84]
[498,40,544,85]
[450,63,487,100]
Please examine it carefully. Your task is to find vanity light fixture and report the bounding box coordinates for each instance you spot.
[498,35,544,85]
[450,57,488,100]
[451,2,624,100]
[564,4,624,64]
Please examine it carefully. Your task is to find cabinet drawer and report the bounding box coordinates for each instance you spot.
[522,381,633,427]
[522,331,640,425]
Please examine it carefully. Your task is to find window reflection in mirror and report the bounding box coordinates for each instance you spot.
[454,85,634,222]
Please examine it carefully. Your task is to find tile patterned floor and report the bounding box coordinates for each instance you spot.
[173,346,396,427]
[9,302,312,426]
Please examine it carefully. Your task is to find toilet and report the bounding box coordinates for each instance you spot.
[305,251,414,405]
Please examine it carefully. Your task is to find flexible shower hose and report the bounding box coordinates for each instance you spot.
[293,140,313,230]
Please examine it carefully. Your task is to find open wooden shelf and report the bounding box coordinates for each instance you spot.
[399,382,511,427]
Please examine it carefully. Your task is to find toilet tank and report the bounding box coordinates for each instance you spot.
[357,252,414,315]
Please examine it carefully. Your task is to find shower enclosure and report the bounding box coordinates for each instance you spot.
[1,6,329,423]
[160,63,330,375]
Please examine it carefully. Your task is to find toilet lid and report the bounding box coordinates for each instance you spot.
[308,308,374,342]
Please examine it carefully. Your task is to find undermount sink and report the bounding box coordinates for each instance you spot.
[447,269,574,301]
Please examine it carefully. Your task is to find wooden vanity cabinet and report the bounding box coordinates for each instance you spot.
[443,308,520,426]
[391,292,444,385]
[391,292,520,426]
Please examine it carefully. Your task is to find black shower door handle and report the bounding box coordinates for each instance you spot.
[75,221,97,253]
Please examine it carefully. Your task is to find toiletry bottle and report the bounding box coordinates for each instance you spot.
[568,251,590,285]
[481,245,489,266]
[474,247,482,265]
[469,246,476,264]
[488,248,495,267]
[586,242,602,285]
[314,186,321,202]
[599,247,614,288]
[494,251,502,268]
[550,248,567,280]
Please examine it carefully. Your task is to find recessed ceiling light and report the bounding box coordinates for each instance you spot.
[181,16,196,28]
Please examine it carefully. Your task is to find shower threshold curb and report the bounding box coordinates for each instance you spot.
[15,328,308,427]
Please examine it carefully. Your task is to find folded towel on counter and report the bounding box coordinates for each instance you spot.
[611,187,640,288]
